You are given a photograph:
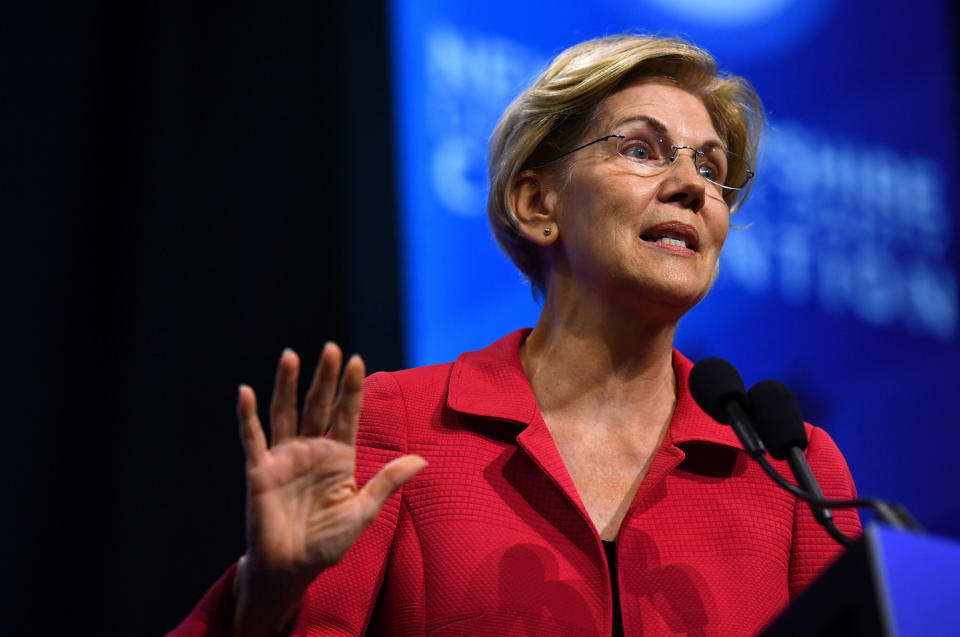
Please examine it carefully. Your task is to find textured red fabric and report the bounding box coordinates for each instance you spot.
[170,329,861,637]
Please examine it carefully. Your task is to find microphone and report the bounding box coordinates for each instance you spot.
[690,357,923,545]
[747,380,835,528]
[688,357,765,459]
[691,357,857,547]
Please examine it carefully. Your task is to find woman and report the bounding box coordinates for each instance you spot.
[173,35,860,637]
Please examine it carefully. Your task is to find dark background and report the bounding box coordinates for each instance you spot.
[2,2,400,633]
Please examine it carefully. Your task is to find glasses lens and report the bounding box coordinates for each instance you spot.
[615,127,671,169]
[613,124,753,190]
[700,148,751,190]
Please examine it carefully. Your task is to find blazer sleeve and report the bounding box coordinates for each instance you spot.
[166,564,239,637]
[167,371,409,637]
[787,424,863,598]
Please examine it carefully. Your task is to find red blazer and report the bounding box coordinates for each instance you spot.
[172,329,861,637]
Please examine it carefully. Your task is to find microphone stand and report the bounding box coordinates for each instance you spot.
[723,400,922,549]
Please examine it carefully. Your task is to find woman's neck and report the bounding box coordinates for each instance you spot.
[520,286,680,434]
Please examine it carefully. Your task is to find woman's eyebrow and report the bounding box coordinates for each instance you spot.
[611,114,725,149]
[610,114,668,133]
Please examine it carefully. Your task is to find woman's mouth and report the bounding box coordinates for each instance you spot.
[639,222,699,254]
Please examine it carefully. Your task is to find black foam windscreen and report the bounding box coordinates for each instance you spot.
[747,379,809,459]
[689,357,747,424]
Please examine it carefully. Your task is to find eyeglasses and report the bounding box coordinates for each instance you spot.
[543,124,754,192]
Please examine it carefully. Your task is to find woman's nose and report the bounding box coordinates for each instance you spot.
[658,147,707,211]
[670,146,704,177]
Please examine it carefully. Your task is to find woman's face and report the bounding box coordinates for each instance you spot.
[548,79,731,316]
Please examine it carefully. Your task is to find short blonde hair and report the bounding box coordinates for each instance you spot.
[487,35,765,296]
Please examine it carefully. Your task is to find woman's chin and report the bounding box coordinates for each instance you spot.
[596,276,713,320]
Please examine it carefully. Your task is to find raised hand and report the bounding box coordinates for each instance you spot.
[232,343,426,637]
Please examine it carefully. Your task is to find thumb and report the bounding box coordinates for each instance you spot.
[355,455,428,524]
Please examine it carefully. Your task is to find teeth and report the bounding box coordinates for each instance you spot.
[656,237,688,248]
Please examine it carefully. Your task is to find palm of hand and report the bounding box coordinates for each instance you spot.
[247,437,363,573]
[237,344,426,582]
[231,344,426,637]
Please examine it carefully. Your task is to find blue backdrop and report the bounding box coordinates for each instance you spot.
[389,0,958,537]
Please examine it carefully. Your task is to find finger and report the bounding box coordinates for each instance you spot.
[356,455,428,522]
[301,342,343,437]
[269,349,300,446]
[237,384,267,466]
[328,354,365,446]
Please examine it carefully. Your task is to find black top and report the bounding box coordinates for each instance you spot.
[602,540,624,637]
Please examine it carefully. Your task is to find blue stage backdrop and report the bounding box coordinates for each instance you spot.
[389,0,958,537]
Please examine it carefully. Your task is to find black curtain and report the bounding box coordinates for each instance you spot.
[1,1,400,633]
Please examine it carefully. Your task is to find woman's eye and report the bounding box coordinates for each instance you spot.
[623,143,649,160]
[698,150,729,184]
[698,159,726,184]
[619,136,659,161]
[618,130,667,163]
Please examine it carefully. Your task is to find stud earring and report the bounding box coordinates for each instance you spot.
[543,226,552,236]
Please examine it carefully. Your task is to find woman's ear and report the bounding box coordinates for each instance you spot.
[510,170,559,246]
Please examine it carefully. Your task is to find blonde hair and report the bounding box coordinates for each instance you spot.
[487,34,765,296]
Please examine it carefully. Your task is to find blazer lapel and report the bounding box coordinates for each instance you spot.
[446,329,592,520]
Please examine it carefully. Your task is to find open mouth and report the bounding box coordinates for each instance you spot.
[640,222,699,252]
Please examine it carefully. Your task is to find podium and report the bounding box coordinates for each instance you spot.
[760,524,960,636]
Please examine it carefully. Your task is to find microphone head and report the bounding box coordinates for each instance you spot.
[689,357,747,424]
[747,379,809,459]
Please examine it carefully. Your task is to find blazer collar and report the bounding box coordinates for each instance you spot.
[447,329,540,425]
[446,329,743,451]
